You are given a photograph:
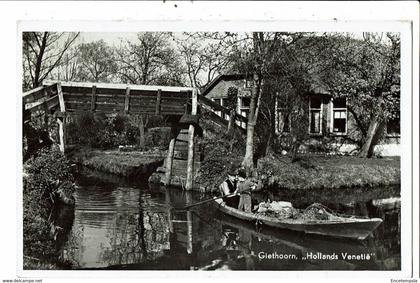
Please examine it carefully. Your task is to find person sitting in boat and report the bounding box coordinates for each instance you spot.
[235,168,256,213]
[219,172,239,208]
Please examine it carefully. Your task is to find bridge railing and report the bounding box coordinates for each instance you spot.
[23,83,59,111]
[197,94,247,131]
[41,81,193,116]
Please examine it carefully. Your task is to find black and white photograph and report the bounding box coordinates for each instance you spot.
[21,30,403,271]
[0,1,417,282]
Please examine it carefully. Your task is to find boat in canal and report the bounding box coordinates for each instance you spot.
[213,199,383,240]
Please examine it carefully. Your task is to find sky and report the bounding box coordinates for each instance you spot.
[77,31,377,46]
[79,32,138,46]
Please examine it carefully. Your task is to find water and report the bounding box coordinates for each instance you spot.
[56,171,401,270]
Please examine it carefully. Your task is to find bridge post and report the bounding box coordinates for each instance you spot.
[185,88,198,190]
[164,127,176,186]
[43,88,50,131]
[56,83,66,153]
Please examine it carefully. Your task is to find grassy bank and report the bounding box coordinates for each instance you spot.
[259,154,400,190]
[196,150,400,192]
[68,146,166,179]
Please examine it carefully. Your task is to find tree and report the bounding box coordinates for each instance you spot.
[22,32,80,90]
[50,46,81,81]
[319,33,400,157]
[175,33,231,88]
[268,33,333,159]
[115,33,183,150]
[77,40,118,83]
[226,32,286,175]
[116,32,183,85]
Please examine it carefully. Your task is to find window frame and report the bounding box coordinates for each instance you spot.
[238,96,250,128]
[244,79,254,89]
[212,98,224,117]
[276,109,291,135]
[330,97,347,136]
[309,96,323,135]
[386,117,401,137]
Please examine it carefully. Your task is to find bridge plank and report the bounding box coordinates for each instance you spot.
[198,94,247,124]
[64,93,92,99]
[155,89,161,115]
[94,103,124,112]
[90,85,97,111]
[65,102,92,111]
[23,83,58,105]
[96,96,125,104]
[25,95,59,112]
[124,87,130,113]
[45,95,59,110]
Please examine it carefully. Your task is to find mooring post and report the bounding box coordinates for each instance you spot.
[164,128,176,186]
[185,88,198,190]
[186,193,193,254]
[57,117,65,153]
[56,82,66,153]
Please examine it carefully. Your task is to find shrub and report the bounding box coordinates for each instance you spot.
[145,127,171,148]
[23,123,53,162]
[68,112,102,146]
[68,113,159,149]
[23,147,74,260]
[125,124,140,145]
[112,114,126,134]
[195,127,245,191]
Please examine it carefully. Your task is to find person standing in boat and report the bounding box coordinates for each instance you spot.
[235,168,256,213]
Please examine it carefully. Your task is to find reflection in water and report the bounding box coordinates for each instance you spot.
[60,172,401,270]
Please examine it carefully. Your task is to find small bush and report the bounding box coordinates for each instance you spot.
[145,127,171,148]
[23,123,53,162]
[195,127,245,191]
[23,147,74,260]
[67,113,169,149]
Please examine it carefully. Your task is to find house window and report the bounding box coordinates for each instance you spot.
[332,97,347,134]
[309,96,322,134]
[213,98,222,106]
[245,79,254,88]
[238,96,251,128]
[277,110,291,134]
[241,97,251,108]
[387,117,400,135]
[212,98,223,117]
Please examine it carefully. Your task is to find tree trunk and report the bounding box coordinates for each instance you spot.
[264,130,273,157]
[139,115,145,150]
[358,115,386,158]
[227,108,236,135]
[242,73,262,176]
[358,94,387,158]
[33,33,48,88]
[291,137,301,162]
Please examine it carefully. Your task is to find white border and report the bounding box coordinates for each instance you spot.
[0,1,417,283]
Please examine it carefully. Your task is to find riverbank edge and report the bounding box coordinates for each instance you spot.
[66,146,166,180]
[260,155,401,191]
[195,155,401,193]
[68,146,401,194]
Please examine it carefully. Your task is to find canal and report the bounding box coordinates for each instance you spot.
[55,169,401,270]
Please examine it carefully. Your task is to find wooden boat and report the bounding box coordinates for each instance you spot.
[213,199,383,240]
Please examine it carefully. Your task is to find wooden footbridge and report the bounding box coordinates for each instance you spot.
[23,81,247,190]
